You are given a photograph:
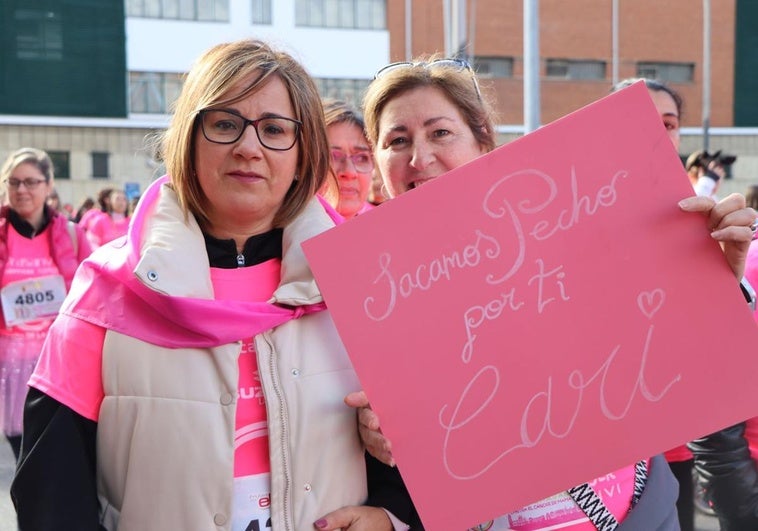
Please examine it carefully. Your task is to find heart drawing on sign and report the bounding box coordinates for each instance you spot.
[637,289,665,320]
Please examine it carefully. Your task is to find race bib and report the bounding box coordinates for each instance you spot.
[1,274,66,327]
[232,473,272,531]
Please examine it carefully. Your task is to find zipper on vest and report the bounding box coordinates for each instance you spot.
[261,334,293,530]
[236,253,245,267]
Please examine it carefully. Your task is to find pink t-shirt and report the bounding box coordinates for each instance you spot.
[210,260,281,477]
[78,209,105,233]
[1,224,62,340]
[87,214,129,248]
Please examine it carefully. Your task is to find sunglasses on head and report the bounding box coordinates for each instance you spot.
[374,58,482,101]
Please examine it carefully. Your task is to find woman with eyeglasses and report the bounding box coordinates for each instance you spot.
[12,40,405,531]
[321,98,376,219]
[339,57,757,531]
[0,147,92,461]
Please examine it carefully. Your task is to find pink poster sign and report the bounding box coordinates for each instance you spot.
[303,82,758,530]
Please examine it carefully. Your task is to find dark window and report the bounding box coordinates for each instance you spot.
[48,151,70,180]
[473,57,514,78]
[637,62,695,83]
[546,59,606,80]
[92,152,110,179]
[15,8,63,61]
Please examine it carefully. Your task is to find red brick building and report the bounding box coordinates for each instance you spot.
[387,0,739,127]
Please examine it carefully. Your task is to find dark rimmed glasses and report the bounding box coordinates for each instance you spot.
[4,177,47,190]
[374,58,482,100]
[198,109,302,151]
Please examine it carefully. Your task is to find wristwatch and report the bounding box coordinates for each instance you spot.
[740,277,756,312]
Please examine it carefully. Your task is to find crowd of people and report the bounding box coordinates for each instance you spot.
[0,36,756,531]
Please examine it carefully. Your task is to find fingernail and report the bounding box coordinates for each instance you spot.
[315,518,328,529]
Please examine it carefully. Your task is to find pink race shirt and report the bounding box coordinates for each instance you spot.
[1,224,62,340]
[87,214,129,248]
[211,259,281,531]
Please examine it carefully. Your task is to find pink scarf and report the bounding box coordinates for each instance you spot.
[60,176,328,348]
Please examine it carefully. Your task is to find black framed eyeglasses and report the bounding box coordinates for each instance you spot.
[198,109,302,151]
[374,58,482,101]
[4,177,47,190]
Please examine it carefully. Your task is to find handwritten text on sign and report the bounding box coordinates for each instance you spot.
[303,82,758,530]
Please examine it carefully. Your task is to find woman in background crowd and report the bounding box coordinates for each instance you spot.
[73,196,95,224]
[322,98,375,218]
[77,186,112,233]
[45,189,70,220]
[0,147,91,460]
[86,188,129,248]
[342,60,756,530]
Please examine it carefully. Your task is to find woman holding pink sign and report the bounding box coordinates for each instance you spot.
[343,57,758,531]
[0,147,92,460]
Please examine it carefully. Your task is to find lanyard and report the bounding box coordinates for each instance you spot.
[567,459,648,531]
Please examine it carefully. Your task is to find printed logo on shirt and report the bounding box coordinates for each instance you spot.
[238,369,265,406]
[233,474,272,531]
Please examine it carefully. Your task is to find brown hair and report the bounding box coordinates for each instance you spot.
[322,98,367,132]
[158,39,329,228]
[362,55,496,153]
[1,147,54,189]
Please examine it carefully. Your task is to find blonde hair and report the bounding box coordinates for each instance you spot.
[158,39,330,228]
[1,147,54,192]
[363,55,496,153]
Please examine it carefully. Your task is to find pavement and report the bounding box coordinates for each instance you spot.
[0,440,17,530]
[0,436,722,530]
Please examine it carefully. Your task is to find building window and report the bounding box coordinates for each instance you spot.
[92,152,110,179]
[14,8,63,61]
[252,0,272,24]
[296,0,386,30]
[473,57,514,78]
[48,151,70,180]
[637,62,694,84]
[314,78,371,107]
[130,71,184,114]
[545,59,606,80]
[126,0,229,21]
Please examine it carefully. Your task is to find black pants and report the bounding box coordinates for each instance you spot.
[668,458,694,531]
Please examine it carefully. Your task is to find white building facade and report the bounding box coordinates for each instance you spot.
[0,0,389,208]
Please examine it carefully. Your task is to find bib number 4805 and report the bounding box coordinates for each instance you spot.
[15,290,55,305]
